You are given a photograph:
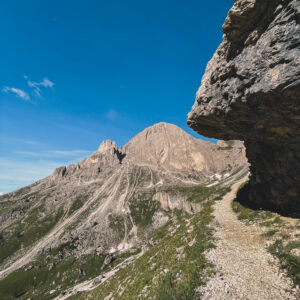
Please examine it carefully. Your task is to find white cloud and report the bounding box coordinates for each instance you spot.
[0,158,60,193]
[0,148,91,193]
[39,78,54,88]
[2,86,31,101]
[0,192,3,196]
[24,75,54,97]
[0,136,44,147]
[14,149,91,159]
[1,76,54,101]
[106,109,119,121]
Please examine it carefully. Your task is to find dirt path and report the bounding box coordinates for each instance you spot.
[200,177,298,300]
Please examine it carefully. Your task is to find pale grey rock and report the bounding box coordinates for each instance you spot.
[122,122,247,174]
[188,0,300,216]
[153,192,202,213]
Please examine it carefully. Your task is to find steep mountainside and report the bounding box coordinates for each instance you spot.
[122,122,245,173]
[0,122,247,299]
[188,0,300,216]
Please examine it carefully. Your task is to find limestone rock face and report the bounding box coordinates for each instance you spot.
[97,140,117,153]
[153,191,201,214]
[187,0,300,215]
[52,140,124,181]
[51,123,246,183]
[121,122,246,174]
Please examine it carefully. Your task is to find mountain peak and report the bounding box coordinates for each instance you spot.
[97,140,117,153]
[133,122,190,142]
[143,122,184,133]
[121,122,234,172]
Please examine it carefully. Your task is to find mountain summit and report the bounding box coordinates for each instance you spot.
[97,140,117,153]
[123,122,245,173]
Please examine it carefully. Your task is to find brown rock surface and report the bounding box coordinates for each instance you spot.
[122,122,246,174]
[188,0,300,216]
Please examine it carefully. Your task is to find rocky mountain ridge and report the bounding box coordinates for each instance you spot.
[51,122,246,182]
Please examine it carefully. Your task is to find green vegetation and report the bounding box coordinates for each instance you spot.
[0,200,21,211]
[73,200,216,300]
[68,196,84,216]
[163,185,231,204]
[213,187,231,201]
[14,187,31,198]
[128,183,231,230]
[232,199,300,287]
[0,171,235,299]
[232,200,274,223]
[108,214,126,235]
[108,214,133,241]
[268,239,300,286]
[129,190,159,228]
[262,229,279,237]
[0,242,138,300]
[21,191,40,201]
[0,255,103,299]
[260,216,283,227]
[218,140,235,150]
[0,205,64,264]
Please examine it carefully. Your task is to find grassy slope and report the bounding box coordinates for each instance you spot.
[72,203,215,300]
[0,191,87,267]
[0,203,64,265]
[162,185,231,204]
[72,187,231,300]
[0,248,137,300]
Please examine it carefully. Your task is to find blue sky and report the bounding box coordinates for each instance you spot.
[0,0,232,194]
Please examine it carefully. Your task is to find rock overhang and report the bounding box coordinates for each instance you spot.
[187,0,300,216]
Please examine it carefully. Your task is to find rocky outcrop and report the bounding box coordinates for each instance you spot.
[188,0,300,215]
[51,140,125,181]
[97,140,117,153]
[153,192,202,214]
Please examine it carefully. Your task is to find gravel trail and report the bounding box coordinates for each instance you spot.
[200,178,298,300]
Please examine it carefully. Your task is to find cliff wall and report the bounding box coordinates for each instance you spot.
[188,0,300,215]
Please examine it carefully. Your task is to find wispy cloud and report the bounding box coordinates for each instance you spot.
[24,75,54,97]
[0,136,45,147]
[106,109,119,121]
[0,148,91,193]
[2,86,31,101]
[1,75,54,101]
[0,158,61,193]
[14,149,91,159]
